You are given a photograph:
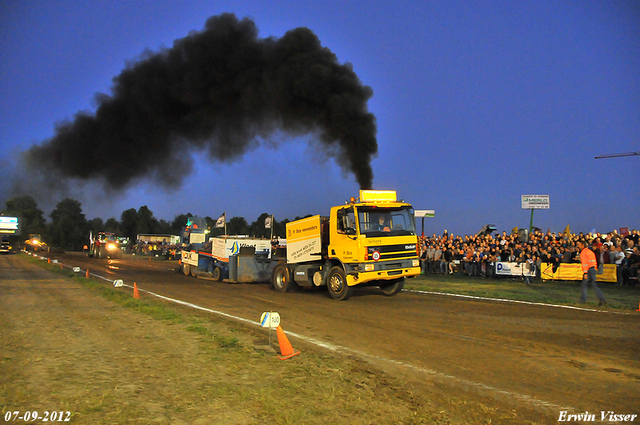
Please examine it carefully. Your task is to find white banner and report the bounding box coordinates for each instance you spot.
[521,195,550,209]
[415,210,435,218]
[181,250,199,266]
[495,262,535,277]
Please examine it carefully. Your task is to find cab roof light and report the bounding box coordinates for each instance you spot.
[359,190,397,203]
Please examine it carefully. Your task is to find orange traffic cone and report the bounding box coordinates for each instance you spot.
[86,269,90,278]
[133,282,140,299]
[275,325,300,360]
[48,258,51,263]
[60,263,63,269]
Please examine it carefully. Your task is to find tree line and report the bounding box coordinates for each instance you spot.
[1,195,291,251]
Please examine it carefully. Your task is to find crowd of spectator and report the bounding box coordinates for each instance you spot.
[419,228,640,285]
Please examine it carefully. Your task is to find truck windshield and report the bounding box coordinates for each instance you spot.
[357,207,416,237]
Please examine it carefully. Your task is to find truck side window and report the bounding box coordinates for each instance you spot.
[337,208,355,234]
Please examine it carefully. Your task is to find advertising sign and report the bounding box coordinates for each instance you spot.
[212,237,272,262]
[414,210,435,218]
[0,216,19,234]
[286,215,322,263]
[540,263,616,283]
[181,250,199,266]
[495,262,535,277]
[521,195,550,209]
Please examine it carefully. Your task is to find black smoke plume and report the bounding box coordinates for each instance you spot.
[25,13,377,190]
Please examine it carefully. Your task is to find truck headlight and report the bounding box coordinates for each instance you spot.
[412,259,420,267]
[364,264,375,271]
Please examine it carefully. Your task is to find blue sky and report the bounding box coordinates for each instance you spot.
[1,0,638,236]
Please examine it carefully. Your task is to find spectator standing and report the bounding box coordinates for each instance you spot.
[443,246,454,274]
[419,242,427,274]
[433,245,443,274]
[623,247,640,286]
[426,245,435,274]
[577,240,606,306]
[610,245,625,284]
[454,248,465,275]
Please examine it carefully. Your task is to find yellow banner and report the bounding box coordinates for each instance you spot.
[540,263,617,282]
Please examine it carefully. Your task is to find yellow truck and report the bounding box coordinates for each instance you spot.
[272,190,421,300]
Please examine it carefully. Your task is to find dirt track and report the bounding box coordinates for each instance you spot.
[3,252,640,423]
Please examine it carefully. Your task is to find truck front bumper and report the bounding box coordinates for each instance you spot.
[346,259,421,286]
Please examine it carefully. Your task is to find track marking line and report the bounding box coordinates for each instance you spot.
[405,289,635,315]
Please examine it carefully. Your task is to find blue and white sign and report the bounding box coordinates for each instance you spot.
[260,311,281,328]
[496,262,535,277]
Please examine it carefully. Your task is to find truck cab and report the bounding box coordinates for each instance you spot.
[275,190,421,300]
[326,190,420,299]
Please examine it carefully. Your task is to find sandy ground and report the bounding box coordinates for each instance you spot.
[2,252,639,424]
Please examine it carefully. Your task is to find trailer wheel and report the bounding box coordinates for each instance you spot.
[380,278,405,296]
[211,266,223,282]
[272,265,294,292]
[327,266,354,301]
[182,264,191,276]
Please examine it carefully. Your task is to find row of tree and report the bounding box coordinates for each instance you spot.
[1,195,292,251]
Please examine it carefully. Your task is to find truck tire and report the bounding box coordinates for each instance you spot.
[380,278,405,296]
[211,266,223,282]
[183,264,191,276]
[98,246,106,259]
[272,264,294,292]
[190,265,198,277]
[327,266,354,301]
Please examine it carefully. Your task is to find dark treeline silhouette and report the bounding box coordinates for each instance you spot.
[1,195,296,251]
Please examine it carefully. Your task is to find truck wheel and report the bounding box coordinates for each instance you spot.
[272,265,294,292]
[190,266,198,277]
[183,264,191,276]
[211,266,223,282]
[380,278,405,296]
[327,266,354,301]
[98,247,106,259]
